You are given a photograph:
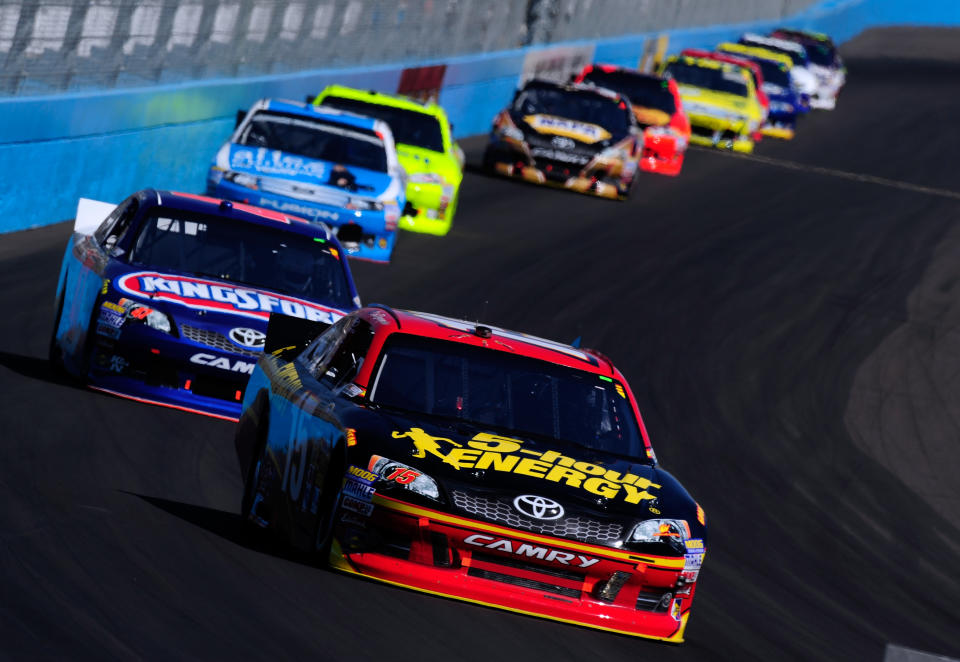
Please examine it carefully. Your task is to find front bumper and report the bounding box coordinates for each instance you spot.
[330,493,699,642]
[686,115,754,154]
[209,179,396,263]
[399,182,457,236]
[86,323,256,420]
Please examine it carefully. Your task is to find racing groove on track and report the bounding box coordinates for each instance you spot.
[2,28,960,661]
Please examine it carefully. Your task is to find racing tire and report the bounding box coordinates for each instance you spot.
[312,443,346,567]
[48,293,66,375]
[239,405,270,537]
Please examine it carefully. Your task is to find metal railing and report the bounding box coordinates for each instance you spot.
[0,0,818,96]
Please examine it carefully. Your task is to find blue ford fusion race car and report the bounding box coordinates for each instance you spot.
[207,99,407,263]
[49,190,359,420]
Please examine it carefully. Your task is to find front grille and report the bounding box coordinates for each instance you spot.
[467,567,581,599]
[636,589,673,612]
[690,124,717,140]
[471,552,584,582]
[181,324,260,357]
[451,491,623,543]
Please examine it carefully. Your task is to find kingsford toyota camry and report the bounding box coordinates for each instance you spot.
[49,190,358,420]
[235,307,707,642]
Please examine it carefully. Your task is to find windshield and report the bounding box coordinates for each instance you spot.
[580,70,676,114]
[130,209,354,309]
[318,96,445,153]
[665,61,749,97]
[740,56,791,88]
[239,110,388,173]
[370,335,646,458]
[513,86,630,138]
[803,43,836,67]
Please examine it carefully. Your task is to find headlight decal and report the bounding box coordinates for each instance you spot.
[369,454,441,501]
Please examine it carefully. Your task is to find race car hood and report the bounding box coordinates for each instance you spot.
[105,265,348,327]
[347,407,700,530]
[511,111,619,151]
[676,85,757,119]
[396,144,462,184]
[221,144,396,199]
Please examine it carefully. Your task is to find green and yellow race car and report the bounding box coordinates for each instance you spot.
[659,55,764,154]
[311,85,464,236]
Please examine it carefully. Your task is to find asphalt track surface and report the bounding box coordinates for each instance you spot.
[2,28,960,661]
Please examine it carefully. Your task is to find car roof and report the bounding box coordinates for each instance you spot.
[152,191,333,240]
[718,42,793,68]
[579,64,664,82]
[316,84,446,118]
[665,54,740,73]
[741,33,807,57]
[259,98,383,132]
[523,77,624,103]
[357,306,621,378]
[681,49,762,76]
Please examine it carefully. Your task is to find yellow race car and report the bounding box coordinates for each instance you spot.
[659,55,764,153]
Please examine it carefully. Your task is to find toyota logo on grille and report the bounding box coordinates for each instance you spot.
[229,327,266,348]
[513,495,564,520]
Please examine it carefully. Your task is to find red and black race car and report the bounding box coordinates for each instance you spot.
[573,64,691,177]
[235,306,708,642]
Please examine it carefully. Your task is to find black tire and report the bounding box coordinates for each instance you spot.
[313,444,346,566]
[48,293,66,374]
[240,407,270,531]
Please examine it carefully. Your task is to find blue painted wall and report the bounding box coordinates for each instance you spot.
[2,0,959,234]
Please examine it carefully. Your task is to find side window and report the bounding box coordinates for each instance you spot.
[319,320,375,391]
[94,196,139,253]
[300,316,351,377]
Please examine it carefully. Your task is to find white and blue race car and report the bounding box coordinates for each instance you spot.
[208,99,407,263]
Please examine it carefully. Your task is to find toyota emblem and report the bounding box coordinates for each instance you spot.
[229,327,266,348]
[513,494,564,520]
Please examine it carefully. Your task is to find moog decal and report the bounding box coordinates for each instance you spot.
[116,272,342,322]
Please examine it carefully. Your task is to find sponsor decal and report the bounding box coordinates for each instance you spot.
[230,147,327,180]
[392,428,661,504]
[115,271,342,323]
[342,495,374,517]
[190,353,255,375]
[520,44,595,85]
[696,504,706,526]
[513,495,564,520]
[383,467,421,485]
[101,301,125,315]
[108,355,128,374]
[685,538,704,552]
[464,534,600,568]
[523,114,611,145]
[343,476,376,501]
[256,197,341,222]
[95,322,122,339]
[229,327,266,348]
[347,465,377,484]
[98,308,125,329]
[340,511,368,527]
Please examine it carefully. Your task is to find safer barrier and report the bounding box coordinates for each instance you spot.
[2,0,959,234]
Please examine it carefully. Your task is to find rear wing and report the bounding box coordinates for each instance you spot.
[264,313,331,360]
[74,198,117,236]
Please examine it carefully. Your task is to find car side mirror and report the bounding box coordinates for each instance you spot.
[235,110,247,128]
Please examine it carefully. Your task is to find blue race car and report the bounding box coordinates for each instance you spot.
[49,190,360,420]
[207,99,407,263]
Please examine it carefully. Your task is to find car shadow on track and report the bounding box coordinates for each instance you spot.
[0,351,80,388]
[123,490,329,570]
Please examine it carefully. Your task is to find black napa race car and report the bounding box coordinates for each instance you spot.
[236,306,707,642]
[483,79,642,200]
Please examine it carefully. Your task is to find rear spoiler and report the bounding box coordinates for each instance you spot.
[264,313,331,360]
[74,198,117,236]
